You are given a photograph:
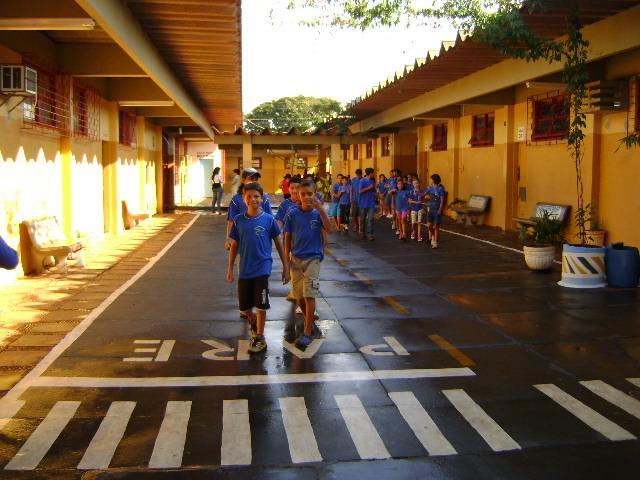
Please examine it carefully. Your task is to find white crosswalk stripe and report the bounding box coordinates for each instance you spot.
[279,397,323,463]
[580,380,640,420]
[78,401,136,470]
[3,380,640,470]
[535,384,636,442]
[148,401,192,468]
[5,401,80,471]
[221,399,251,466]
[389,391,457,456]
[335,394,390,459]
[442,389,521,452]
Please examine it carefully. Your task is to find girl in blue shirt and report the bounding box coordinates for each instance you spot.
[390,178,410,241]
[377,174,388,218]
[337,176,351,233]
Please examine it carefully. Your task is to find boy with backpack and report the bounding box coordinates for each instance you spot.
[426,173,447,249]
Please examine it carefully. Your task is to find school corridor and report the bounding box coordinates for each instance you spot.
[0,212,639,479]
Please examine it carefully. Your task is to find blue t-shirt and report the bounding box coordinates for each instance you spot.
[331,182,341,203]
[227,192,273,220]
[395,190,410,212]
[406,182,414,193]
[358,177,376,209]
[385,178,396,194]
[409,190,426,211]
[0,235,19,270]
[427,184,446,211]
[284,208,324,261]
[338,185,351,205]
[350,177,362,204]
[229,211,281,279]
[276,198,295,223]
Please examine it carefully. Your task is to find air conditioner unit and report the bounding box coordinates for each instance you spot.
[582,80,627,113]
[1,65,37,96]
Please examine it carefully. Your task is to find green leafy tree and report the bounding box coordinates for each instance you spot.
[244,96,344,133]
[289,0,598,244]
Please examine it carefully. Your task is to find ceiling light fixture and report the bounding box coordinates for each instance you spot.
[0,18,96,30]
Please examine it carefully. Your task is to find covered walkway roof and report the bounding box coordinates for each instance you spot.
[0,0,242,138]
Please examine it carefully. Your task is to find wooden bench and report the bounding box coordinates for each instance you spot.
[122,200,150,230]
[451,195,491,226]
[19,216,84,275]
[513,202,570,228]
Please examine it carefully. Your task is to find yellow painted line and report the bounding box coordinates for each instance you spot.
[354,272,373,286]
[383,296,409,315]
[428,335,476,367]
[325,247,333,255]
[337,259,349,267]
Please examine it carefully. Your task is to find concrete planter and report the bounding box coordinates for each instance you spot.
[523,245,556,271]
[558,244,607,288]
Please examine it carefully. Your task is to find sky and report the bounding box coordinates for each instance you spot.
[241,0,457,113]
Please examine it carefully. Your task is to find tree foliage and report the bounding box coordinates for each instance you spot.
[244,96,343,133]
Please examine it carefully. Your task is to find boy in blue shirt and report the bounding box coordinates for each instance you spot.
[337,175,351,233]
[276,175,302,230]
[227,182,290,353]
[225,168,273,250]
[426,173,447,249]
[0,235,19,270]
[350,169,362,235]
[284,179,332,348]
[358,167,376,241]
[330,174,343,230]
[408,179,427,242]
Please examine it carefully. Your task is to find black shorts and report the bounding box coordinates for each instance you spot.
[238,275,270,311]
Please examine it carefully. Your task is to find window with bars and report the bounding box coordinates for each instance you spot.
[366,140,373,158]
[353,144,359,160]
[469,112,494,147]
[381,136,391,156]
[119,110,137,147]
[531,93,570,141]
[252,157,262,169]
[22,65,70,136]
[73,84,100,140]
[342,148,349,162]
[431,123,448,151]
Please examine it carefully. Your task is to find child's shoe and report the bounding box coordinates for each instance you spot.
[248,335,267,353]
[410,232,415,240]
[295,305,303,314]
[295,333,313,348]
[431,240,438,249]
[418,236,424,242]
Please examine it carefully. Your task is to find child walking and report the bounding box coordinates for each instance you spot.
[408,179,427,242]
[426,173,447,249]
[390,178,410,242]
[227,182,290,353]
[337,175,351,233]
[284,179,332,348]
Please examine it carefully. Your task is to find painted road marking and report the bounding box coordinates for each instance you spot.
[385,336,410,356]
[148,401,191,468]
[581,380,640,420]
[335,394,390,460]
[78,401,136,470]
[353,272,373,285]
[30,367,476,388]
[279,397,323,463]
[282,339,325,359]
[428,335,476,367]
[383,296,409,315]
[535,384,636,442]
[0,214,201,430]
[5,401,80,471]
[389,391,457,456]
[154,340,176,362]
[443,389,521,452]
[221,399,251,466]
[627,378,640,388]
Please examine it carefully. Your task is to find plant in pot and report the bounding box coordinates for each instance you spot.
[520,211,564,271]
[583,204,606,247]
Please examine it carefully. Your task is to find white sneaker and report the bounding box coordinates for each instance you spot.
[295,306,303,314]
[431,240,438,249]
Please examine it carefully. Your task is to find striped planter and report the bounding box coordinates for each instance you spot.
[558,244,607,288]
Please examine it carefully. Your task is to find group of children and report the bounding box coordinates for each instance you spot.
[226,168,329,353]
[225,166,446,354]
[330,168,446,249]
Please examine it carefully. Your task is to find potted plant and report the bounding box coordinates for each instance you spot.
[584,205,606,246]
[520,211,564,271]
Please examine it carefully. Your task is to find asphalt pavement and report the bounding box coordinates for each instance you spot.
[0,212,639,479]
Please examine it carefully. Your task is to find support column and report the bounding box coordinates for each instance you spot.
[451,118,462,202]
[329,144,341,178]
[102,100,121,234]
[503,105,518,230]
[242,142,252,171]
[60,137,73,240]
[155,127,163,213]
[136,116,147,212]
[586,113,602,223]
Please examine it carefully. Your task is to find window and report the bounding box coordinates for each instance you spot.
[251,157,262,169]
[119,110,137,147]
[342,149,349,162]
[73,84,88,137]
[22,64,70,136]
[431,123,448,151]
[353,144,359,160]
[381,136,391,156]
[469,112,494,147]
[366,140,373,158]
[531,93,570,141]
